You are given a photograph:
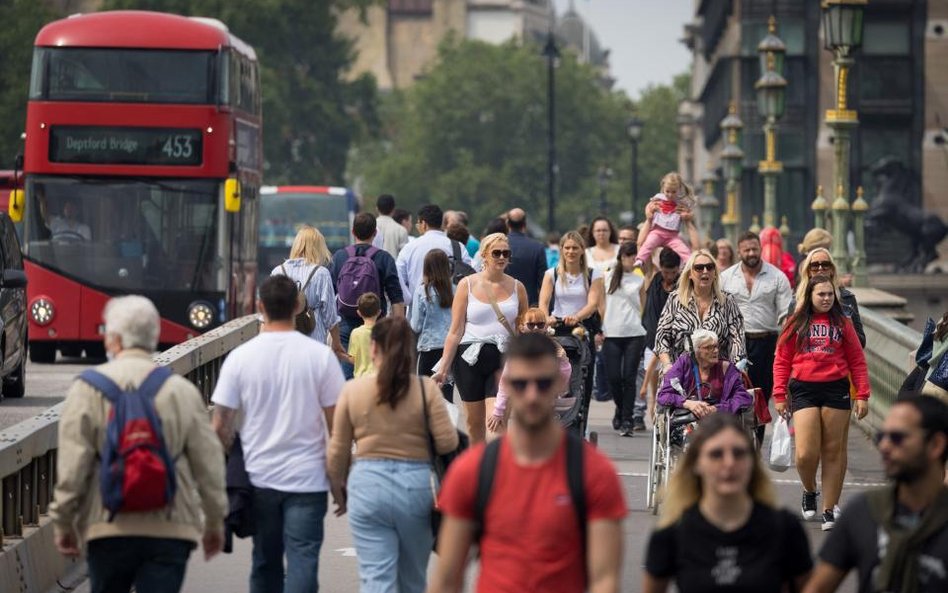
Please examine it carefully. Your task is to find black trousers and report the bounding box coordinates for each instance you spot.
[417,348,455,403]
[746,333,778,443]
[602,336,647,425]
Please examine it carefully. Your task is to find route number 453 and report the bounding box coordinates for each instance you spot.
[162,135,194,159]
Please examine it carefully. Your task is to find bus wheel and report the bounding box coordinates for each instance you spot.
[29,342,56,364]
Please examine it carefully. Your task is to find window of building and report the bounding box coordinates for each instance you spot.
[862,21,911,55]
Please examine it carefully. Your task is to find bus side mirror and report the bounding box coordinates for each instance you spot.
[8,189,24,222]
[224,178,241,213]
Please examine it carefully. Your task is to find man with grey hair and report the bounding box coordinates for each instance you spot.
[50,295,227,593]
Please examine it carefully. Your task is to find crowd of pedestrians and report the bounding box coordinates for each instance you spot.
[45,183,948,593]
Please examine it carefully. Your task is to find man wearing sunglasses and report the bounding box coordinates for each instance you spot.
[804,395,948,593]
[430,333,627,593]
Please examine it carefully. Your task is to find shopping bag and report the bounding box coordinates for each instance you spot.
[768,416,793,472]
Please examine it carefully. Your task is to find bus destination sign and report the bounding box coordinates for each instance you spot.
[49,126,203,166]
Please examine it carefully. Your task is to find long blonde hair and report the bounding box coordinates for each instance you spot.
[289,225,332,267]
[660,171,695,205]
[794,247,838,308]
[658,414,777,528]
[677,249,724,305]
[557,231,589,287]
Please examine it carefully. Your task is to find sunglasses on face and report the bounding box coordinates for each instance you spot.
[525,322,546,330]
[506,375,557,394]
[705,446,752,461]
[693,263,716,273]
[809,261,834,271]
[873,430,912,447]
[491,249,512,259]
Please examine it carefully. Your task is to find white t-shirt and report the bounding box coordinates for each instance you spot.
[547,268,602,317]
[211,331,345,492]
[602,269,647,338]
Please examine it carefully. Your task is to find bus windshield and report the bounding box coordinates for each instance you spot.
[25,177,222,292]
[259,192,351,254]
[30,48,215,104]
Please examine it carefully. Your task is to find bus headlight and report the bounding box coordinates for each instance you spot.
[187,302,215,330]
[31,298,55,326]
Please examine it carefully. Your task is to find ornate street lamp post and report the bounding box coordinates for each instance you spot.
[699,165,720,241]
[755,16,787,230]
[627,115,644,219]
[821,0,867,280]
[543,31,560,232]
[597,165,613,214]
[720,102,745,247]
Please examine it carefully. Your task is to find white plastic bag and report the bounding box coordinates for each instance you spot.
[768,416,793,472]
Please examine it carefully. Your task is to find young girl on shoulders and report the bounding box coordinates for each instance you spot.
[636,172,698,269]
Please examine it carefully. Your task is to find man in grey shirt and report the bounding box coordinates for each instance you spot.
[719,231,792,445]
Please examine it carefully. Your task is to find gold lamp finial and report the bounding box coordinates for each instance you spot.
[729,101,737,115]
[768,15,777,34]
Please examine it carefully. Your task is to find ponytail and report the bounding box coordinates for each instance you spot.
[371,317,416,408]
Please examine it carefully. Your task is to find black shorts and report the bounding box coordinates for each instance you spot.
[789,377,851,412]
[453,343,503,403]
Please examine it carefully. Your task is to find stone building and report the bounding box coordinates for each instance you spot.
[678,0,948,266]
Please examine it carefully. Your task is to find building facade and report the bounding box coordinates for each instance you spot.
[680,0,947,267]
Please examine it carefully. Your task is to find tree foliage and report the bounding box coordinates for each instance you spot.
[351,38,688,234]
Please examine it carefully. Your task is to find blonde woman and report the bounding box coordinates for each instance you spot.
[654,250,746,372]
[433,233,527,444]
[643,414,812,593]
[271,225,347,359]
[787,247,864,347]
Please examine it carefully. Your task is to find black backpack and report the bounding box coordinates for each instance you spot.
[474,431,587,550]
[450,241,476,285]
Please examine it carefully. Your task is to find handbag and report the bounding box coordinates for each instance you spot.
[741,371,772,425]
[420,377,469,551]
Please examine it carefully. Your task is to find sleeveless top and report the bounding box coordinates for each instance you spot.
[547,268,602,317]
[461,277,520,343]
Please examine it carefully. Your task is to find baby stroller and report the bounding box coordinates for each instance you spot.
[549,318,594,440]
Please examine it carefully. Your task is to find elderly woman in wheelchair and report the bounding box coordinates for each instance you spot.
[657,328,753,421]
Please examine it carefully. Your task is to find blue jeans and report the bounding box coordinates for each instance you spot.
[87,536,194,593]
[347,459,433,593]
[339,316,363,380]
[251,489,328,593]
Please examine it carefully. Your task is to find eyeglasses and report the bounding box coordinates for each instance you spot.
[525,322,546,330]
[692,263,716,273]
[873,430,912,447]
[491,249,512,259]
[506,375,557,393]
[698,344,719,352]
[809,261,834,271]
[705,446,752,461]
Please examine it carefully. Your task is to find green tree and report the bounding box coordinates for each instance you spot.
[0,0,55,169]
[97,0,380,184]
[351,37,689,234]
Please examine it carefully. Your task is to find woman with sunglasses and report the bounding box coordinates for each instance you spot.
[657,329,752,418]
[655,250,746,374]
[487,308,572,434]
[602,242,648,436]
[644,414,812,593]
[539,231,605,399]
[787,248,865,347]
[434,233,527,444]
[774,274,870,532]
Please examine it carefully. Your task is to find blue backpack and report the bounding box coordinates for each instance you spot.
[79,366,177,520]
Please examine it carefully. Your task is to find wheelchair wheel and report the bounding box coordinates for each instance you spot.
[646,415,666,514]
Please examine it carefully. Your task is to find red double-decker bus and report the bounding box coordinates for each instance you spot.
[17,11,262,361]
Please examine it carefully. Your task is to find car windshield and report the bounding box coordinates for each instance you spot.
[25,177,222,292]
[259,192,351,254]
[31,48,215,104]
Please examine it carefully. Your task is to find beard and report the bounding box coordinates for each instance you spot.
[886,455,929,484]
[742,255,760,269]
[512,407,557,433]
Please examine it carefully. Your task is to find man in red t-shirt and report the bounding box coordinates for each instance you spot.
[428,334,627,593]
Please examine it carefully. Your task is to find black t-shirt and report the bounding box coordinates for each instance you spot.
[645,503,812,593]
[819,491,948,593]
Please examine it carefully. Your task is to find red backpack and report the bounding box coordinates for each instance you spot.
[79,366,176,520]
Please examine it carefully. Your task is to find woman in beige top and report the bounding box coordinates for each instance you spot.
[327,317,458,593]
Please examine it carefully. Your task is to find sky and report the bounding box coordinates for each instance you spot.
[551,0,694,99]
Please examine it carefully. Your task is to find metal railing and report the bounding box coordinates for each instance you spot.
[859,306,922,429]
[0,315,259,550]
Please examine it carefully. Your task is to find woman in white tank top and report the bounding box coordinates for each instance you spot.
[433,233,527,444]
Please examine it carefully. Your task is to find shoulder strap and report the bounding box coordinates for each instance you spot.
[79,369,124,403]
[565,431,587,553]
[474,438,503,542]
[485,278,516,336]
[280,263,288,277]
[299,265,320,304]
[138,366,174,400]
[419,376,436,463]
[365,245,380,259]
[451,240,463,263]
[345,245,357,258]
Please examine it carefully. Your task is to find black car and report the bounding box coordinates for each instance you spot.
[0,213,27,398]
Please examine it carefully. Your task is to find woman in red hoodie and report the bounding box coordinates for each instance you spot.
[773,274,870,532]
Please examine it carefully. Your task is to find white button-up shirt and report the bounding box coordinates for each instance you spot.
[396,230,472,308]
[719,261,793,333]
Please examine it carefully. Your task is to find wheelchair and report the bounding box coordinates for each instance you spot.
[645,391,760,515]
